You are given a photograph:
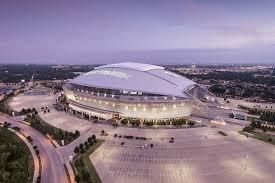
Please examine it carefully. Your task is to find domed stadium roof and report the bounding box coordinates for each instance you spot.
[69,62,196,98]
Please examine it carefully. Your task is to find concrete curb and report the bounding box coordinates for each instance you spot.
[7,128,40,183]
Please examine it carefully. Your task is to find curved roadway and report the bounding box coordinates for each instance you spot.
[1,114,68,183]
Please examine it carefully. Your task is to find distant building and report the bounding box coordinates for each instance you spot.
[234,87,245,96]
[267,86,275,94]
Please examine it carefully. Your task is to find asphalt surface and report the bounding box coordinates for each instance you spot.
[6,92,275,183]
[1,114,68,183]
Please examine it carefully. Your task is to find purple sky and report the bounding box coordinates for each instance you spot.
[1,0,275,64]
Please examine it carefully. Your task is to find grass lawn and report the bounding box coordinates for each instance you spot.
[0,127,34,183]
[25,114,79,145]
[251,131,275,145]
[74,139,104,183]
[246,115,260,122]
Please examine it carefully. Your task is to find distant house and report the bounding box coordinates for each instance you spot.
[229,112,247,120]
[234,113,247,120]
[234,87,245,96]
[267,86,275,94]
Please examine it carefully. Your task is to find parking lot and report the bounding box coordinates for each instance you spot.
[91,127,275,183]
[8,91,275,183]
[9,93,57,112]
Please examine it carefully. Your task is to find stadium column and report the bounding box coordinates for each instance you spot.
[140,118,144,125]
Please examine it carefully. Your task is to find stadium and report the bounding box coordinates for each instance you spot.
[63,62,214,121]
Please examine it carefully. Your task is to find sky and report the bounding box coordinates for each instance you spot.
[0,0,275,64]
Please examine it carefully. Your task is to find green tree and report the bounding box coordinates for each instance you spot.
[74,146,79,154]
[75,174,81,183]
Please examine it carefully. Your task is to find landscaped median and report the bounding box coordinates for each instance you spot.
[240,130,275,145]
[241,121,275,145]
[24,113,80,146]
[72,135,104,183]
[0,126,35,183]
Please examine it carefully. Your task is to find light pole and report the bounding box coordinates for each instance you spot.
[244,154,248,171]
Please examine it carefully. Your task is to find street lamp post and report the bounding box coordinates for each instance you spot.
[244,154,248,171]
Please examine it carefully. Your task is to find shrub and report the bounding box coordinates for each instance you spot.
[74,146,79,153]
[188,121,195,126]
[84,141,88,146]
[74,130,80,137]
[35,149,40,155]
[80,148,85,154]
[3,121,11,128]
[243,126,253,133]
[27,136,33,143]
[87,137,93,143]
[89,141,93,146]
[82,169,91,181]
[121,119,128,125]
[92,135,96,141]
[74,158,85,167]
[75,174,81,183]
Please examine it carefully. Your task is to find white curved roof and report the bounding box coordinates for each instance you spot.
[96,62,164,72]
[69,62,196,98]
